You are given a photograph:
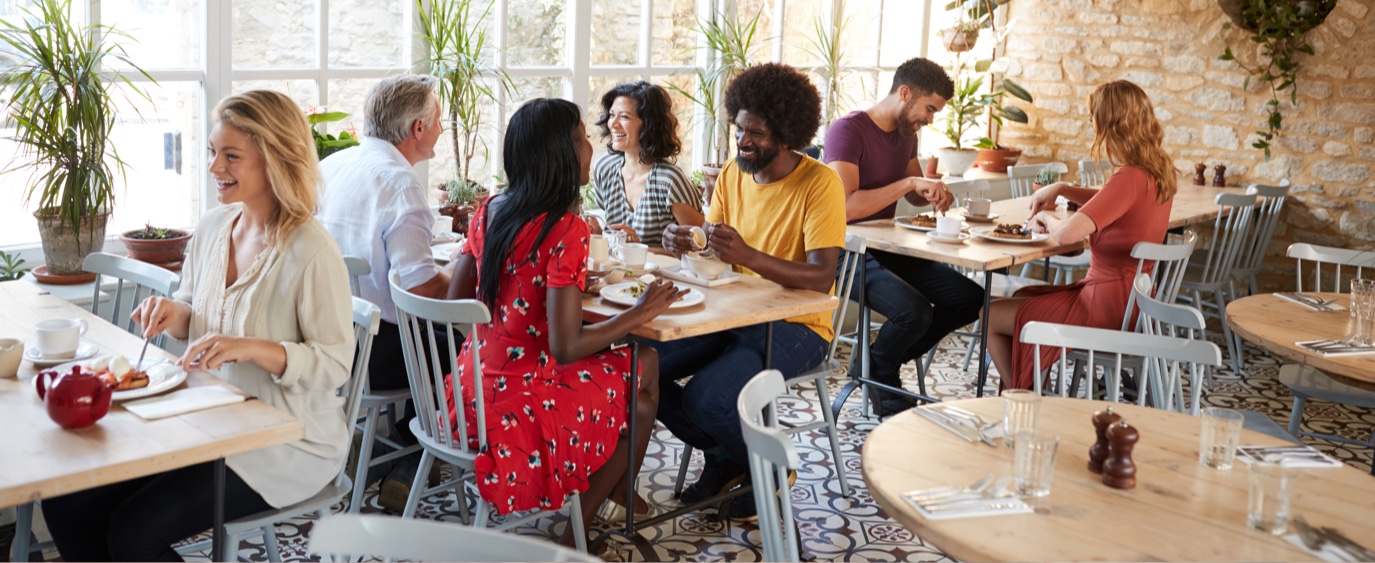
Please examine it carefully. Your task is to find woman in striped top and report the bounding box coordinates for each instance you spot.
[592,81,704,249]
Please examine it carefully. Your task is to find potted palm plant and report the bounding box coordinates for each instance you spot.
[0,0,153,278]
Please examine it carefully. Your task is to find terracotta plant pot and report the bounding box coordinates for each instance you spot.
[473,187,490,207]
[942,27,979,53]
[434,186,449,205]
[974,147,1023,173]
[120,229,192,268]
[34,209,109,276]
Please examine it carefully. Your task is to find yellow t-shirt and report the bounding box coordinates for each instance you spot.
[708,156,847,340]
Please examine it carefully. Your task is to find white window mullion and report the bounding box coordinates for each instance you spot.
[771,0,784,63]
[570,0,592,113]
[639,0,652,69]
[318,0,330,109]
[492,0,509,178]
[205,0,233,216]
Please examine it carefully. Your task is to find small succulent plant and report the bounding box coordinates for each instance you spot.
[1035,167,1061,186]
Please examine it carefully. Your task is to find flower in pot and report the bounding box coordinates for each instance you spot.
[0,0,154,276]
[120,223,192,270]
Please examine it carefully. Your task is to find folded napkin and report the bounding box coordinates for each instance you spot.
[1286,534,1356,563]
[1236,445,1342,468]
[1275,292,1346,312]
[1296,339,1375,357]
[902,491,1034,521]
[124,386,247,420]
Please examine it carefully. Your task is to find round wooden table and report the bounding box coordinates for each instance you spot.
[862,398,1375,562]
[1226,293,1375,392]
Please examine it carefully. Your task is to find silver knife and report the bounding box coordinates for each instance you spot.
[914,408,978,442]
[135,335,152,371]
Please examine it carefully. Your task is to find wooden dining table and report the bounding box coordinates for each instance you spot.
[1226,292,1375,391]
[862,397,1375,562]
[0,280,304,560]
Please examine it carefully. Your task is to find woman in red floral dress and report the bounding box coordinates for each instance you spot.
[446,98,685,544]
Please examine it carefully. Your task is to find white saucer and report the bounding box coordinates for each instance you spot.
[24,341,99,368]
[962,212,999,223]
[926,231,970,244]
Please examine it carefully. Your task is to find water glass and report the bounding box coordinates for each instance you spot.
[1198,407,1244,470]
[1002,389,1041,449]
[1248,462,1298,535]
[1013,430,1060,498]
[1349,279,1375,345]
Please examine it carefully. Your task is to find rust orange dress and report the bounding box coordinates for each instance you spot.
[1006,166,1173,390]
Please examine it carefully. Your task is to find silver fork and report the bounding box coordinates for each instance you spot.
[905,474,994,503]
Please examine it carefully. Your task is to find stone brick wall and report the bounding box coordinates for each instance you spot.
[1000,0,1375,291]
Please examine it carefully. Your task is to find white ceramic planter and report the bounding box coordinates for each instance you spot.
[939,148,979,176]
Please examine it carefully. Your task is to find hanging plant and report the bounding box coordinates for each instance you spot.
[1216,0,1336,159]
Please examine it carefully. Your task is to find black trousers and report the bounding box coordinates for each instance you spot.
[367,320,458,444]
[42,461,271,562]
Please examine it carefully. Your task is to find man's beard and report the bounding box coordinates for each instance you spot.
[897,100,923,138]
[735,145,779,173]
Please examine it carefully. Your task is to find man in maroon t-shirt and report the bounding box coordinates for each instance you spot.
[824,57,984,415]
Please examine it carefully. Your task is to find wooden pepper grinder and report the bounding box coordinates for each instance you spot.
[1212,164,1227,187]
[1102,421,1139,490]
[1088,407,1122,474]
[1193,163,1207,186]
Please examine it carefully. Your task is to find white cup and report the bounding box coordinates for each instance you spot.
[935,216,964,237]
[588,234,610,265]
[614,243,650,269]
[967,198,993,217]
[688,226,708,250]
[35,319,87,359]
[0,338,22,378]
[431,213,450,238]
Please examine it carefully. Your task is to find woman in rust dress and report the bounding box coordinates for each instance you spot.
[986,80,1178,391]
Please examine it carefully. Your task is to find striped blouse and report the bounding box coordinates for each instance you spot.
[591,152,702,248]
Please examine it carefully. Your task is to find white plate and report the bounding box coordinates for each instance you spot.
[24,341,99,368]
[926,231,971,244]
[962,212,1000,223]
[599,282,705,309]
[969,226,1049,244]
[605,260,659,276]
[431,241,464,263]
[432,232,461,245]
[45,358,188,401]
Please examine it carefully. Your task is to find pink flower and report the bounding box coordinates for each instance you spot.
[305,105,326,116]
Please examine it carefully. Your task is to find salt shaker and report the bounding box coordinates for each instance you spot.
[1212,164,1227,187]
[1102,421,1139,490]
[1088,407,1122,474]
[1193,163,1207,186]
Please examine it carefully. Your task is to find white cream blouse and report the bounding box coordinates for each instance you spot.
[172,203,354,508]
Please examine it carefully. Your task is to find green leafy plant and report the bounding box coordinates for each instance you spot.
[933,67,1031,152]
[306,109,360,161]
[0,250,29,282]
[1217,0,1336,160]
[445,179,481,205]
[415,0,516,185]
[1035,167,1060,185]
[803,2,871,125]
[0,0,154,242]
[668,8,763,165]
[579,183,598,211]
[125,222,180,240]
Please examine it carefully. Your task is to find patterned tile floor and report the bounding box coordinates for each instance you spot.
[4,334,1371,562]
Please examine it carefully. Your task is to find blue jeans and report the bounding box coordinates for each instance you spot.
[845,250,984,392]
[646,321,828,463]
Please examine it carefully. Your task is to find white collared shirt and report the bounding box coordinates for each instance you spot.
[317,137,439,323]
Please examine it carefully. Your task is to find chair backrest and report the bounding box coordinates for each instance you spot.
[1077,159,1111,187]
[310,513,597,562]
[737,370,801,563]
[343,255,370,296]
[389,272,491,455]
[826,234,866,360]
[1120,229,1198,331]
[1286,243,1375,293]
[1233,181,1291,278]
[1023,321,1221,399]
[82,252,180,345]
[1191,192,1258,287]
[336,297,382,486]
[1007,162,1069,198]
[1130,274,1208,413]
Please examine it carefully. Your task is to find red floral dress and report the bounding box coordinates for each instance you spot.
[449,204,634,515]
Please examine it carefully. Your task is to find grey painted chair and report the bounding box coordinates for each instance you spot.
[310,513,598,562]
[1131,273,1208,414]
[738,370,802,563]
[1178,192,1258,373]
[1077,159,1111,187]
[1023,321,1222,404]
[82,252,180,347]
[1231,180,1291,297]
[1006,162,1069,199]
[388,273,588,552]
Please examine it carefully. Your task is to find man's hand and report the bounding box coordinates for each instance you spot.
[912,178,956,212]
[661,224,696,257]
[705,223,753,265]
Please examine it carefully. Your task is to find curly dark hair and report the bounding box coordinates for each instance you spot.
[724,63,821,151]
[890,57,954,99]
[594,81,681,164]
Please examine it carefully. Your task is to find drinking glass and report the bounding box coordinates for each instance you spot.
[1013,430,1060,498]
[1002,389,1041,449]
[1199,407,1244,470]
[1248,462,1298,535]
[1349,279,1375,346]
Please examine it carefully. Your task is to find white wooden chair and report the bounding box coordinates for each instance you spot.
[310,513,598,562]
[1131,274,1208,414]
[1014,160,1108,284]
[1077,159,1111,187]
[1231,181,1291,297]
[1178,192,1258,373]
[1277,243,1375,473]
[1007,162,1069,199]
[738,370,802,563]
[82,252,180,347]
[388,273,588,552]
[1022,321,1222,404]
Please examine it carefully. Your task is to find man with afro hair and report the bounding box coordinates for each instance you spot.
[823,57,983,416]
[652,63,847,520]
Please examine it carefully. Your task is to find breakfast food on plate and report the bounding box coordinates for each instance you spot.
[909,215,938,228]
[89,355,150,390]
[989,223,1034,240]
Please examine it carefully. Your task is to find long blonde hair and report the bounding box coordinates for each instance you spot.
[212,90,320,242]
[1088,81,1177,204]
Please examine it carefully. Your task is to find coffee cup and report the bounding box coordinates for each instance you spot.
[688,226,708,250]
[35,319,87,359]
[0,338,22,378]
[967,198,993,217]
[588,234,610,265]
[614,243,650,269]
[431,213,451,238]
[935,216,964,237]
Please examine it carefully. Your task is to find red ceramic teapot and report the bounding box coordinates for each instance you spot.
[35,365,112,429]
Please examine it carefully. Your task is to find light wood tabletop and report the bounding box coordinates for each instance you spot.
[580,254,839,342]
[0,281,304,509]
[1227,292,1375,391]
[862,397,1375,562]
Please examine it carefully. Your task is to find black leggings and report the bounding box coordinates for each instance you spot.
[42,461,271,562]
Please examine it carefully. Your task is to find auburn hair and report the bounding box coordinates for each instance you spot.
[1088,80,1177,204]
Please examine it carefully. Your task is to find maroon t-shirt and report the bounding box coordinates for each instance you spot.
[823,110,919,224]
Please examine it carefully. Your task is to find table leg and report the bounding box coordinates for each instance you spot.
[831,263,937,418]
[765,321,774,370]
[975,270,994,398]
[212,457,226,561]
[623,341,639,537]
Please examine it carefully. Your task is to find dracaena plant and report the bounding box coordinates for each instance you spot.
[0,0,154,240]
[668,8,763,165]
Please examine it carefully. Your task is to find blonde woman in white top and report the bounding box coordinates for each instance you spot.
[42,90,355,562]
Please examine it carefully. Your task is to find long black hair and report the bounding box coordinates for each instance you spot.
[477,98,584,310]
